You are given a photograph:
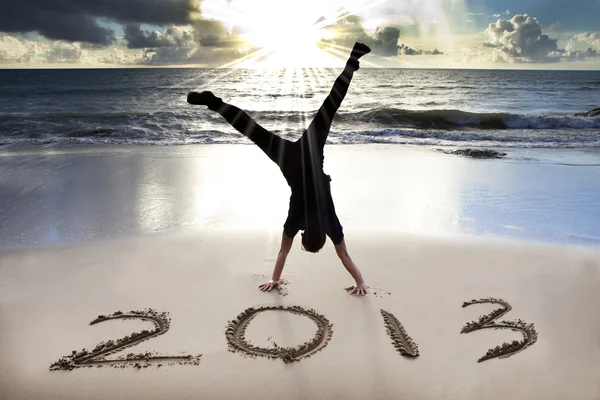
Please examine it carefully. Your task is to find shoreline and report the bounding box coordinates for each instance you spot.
[2,142,600,164]
[1,144,599,250]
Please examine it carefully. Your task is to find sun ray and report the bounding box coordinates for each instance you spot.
[294,68,310,134]
[281,67,300,137]
[198,0,397,68]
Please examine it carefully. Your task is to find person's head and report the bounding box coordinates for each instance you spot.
[301,224,326,253]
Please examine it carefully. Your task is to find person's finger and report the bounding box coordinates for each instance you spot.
[268,284,274,292]
[345,286,354,291]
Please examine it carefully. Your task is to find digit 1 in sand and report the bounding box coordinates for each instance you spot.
[380,309,419,358]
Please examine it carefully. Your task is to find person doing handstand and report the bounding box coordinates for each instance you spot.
[187,42,370,296]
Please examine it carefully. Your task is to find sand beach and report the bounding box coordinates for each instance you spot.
[1,144,599,399]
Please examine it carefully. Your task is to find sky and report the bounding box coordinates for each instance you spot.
[0,0,599,69]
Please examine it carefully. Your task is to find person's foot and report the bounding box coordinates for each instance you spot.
[187,91,218,106]
[350,42,371,61]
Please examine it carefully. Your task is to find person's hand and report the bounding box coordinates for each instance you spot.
[345,283,367,296]
[259,280,280,292]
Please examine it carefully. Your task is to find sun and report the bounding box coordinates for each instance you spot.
[241,21,338,67]
[245,22,327,52]
[201,0,345,67]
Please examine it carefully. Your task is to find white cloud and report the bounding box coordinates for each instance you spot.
[564,32,600,59]
[486,14,561,62]
[491,10,511,18]
[0,34,88,64]
[566,32,600,52]
[0,35,45,63]
[0,33,144,65]
[484,16,599,64]
[97,48,144,65]
[45,42,84,63]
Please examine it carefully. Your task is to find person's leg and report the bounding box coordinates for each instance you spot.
[305,42,371,149]
[188,91,286,165]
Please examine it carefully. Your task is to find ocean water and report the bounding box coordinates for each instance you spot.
[0,68,599,147]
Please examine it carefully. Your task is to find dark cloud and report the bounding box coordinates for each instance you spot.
[324,15,372,49]
[0,0,200,45]
[119,24,243,65]
[84,0,200,25]
[324,15,440,57]
[399,44,443,56]
[199,34,221,47]
[0,8,114,45]
[124,25,174,49]
[375,27,401,56]
[399,44,419,56]
[191,19,234,48]
[124,18,237,50]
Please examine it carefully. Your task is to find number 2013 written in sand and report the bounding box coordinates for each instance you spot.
[50,297,538,371]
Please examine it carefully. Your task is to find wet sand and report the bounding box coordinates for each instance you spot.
[1,144,599,249]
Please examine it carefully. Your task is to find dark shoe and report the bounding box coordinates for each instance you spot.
[350,42,371,61]
[346,59,360,71]
[187,91,217,106]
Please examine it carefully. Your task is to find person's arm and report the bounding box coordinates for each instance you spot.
[334,239,367,296]
[259,231,295,292]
